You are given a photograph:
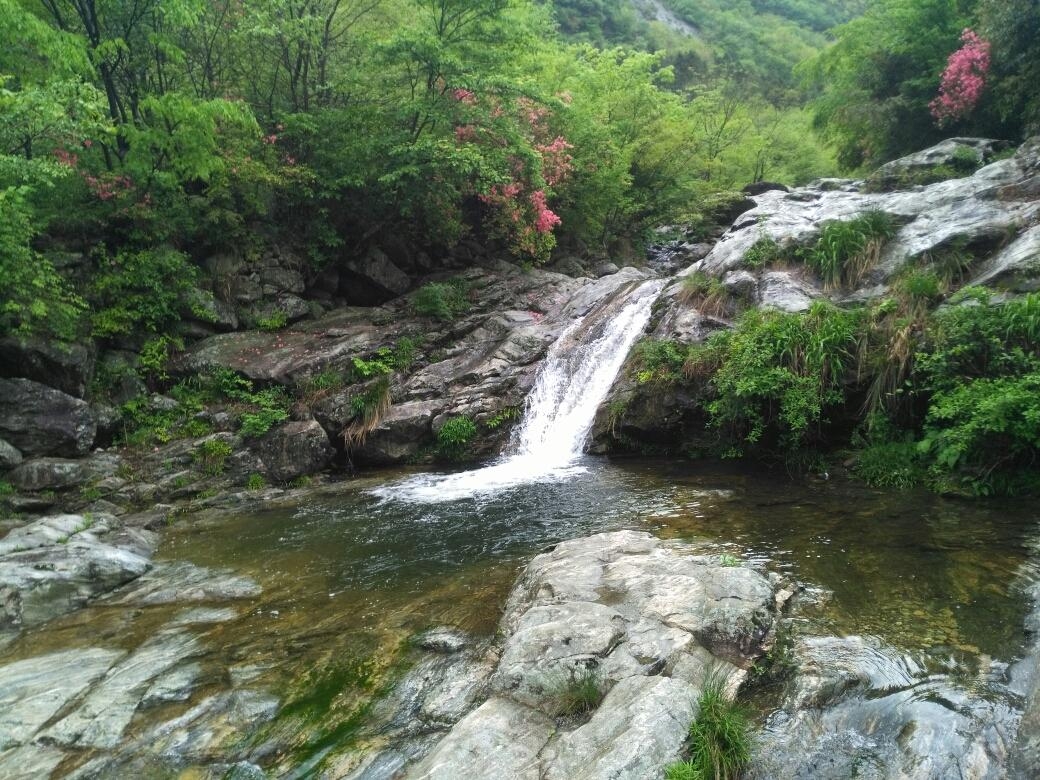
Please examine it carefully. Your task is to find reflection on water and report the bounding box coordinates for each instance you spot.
[2,457,1037,773]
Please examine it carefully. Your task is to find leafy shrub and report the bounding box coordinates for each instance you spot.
[436,415,478,460]
[635,339,688,384]
[919,372,1040,495]
[546,669,604,718]
[193,438,233,475]
[89,247,198,337]
[412,281,470,321]
[0,481,15,498]
[666,673,751,780]
[246,473,267,490]
[805,211,897,289]
[693,303,864,456]
[239,405,289,438]
[679,272,731,318]
[256,310,288,331]
[138,335,184,382]
[897,270,941,302]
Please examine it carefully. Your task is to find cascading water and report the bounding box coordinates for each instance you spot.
[372,278,665,503]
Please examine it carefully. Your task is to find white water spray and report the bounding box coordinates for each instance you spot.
[372,278,664,503]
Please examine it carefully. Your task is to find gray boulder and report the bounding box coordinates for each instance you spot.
[8,457,99,491]
[396,531,780,779]
[249,420,334,482]
[0,439,22,470]
[0,377,96,457]
[0,514,151,632]
[0,337,95,398]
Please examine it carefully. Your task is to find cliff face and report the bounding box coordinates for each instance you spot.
[590,137,1040,457]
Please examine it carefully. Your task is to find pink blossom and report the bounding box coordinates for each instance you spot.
[452,88,476,105]
[455,124,477,143]
[530,190,561,233]
[82,139,93,149]
[262,133,278,145]
[931,29,991,126]
[53,149,78,167]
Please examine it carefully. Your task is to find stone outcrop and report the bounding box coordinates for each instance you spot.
[0,378,96,457]
[353,530,785,779]
[0,514,154,637]
[248,419,334,481]
[0,337,96,398]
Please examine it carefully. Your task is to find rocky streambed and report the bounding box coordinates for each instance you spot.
[3,462,1040,779]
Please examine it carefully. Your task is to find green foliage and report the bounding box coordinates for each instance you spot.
[485,406,520,430]
[0,189,86,341]
[853,440,925,489]
[680,272,732,317]
[246,473,267,490]
[666,673,751,780]
[239,391,290,438]
[256,311,288,331]
[412,281,470,321]
[694,303,864,456]
[546,669,604,718]
[0,481,14,498]
[89,248,198,337]
[804,211,897,289]
[193,439,233,476]
[635,339,690,384]
[743,236,786,269]
[138,335,184,383]
[436,415,478,461]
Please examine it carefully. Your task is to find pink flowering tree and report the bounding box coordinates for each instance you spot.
[450,88,573,263]
[931,29,991,126]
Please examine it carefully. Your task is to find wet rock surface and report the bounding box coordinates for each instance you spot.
[0,378,96,458]
[349,530,783,780]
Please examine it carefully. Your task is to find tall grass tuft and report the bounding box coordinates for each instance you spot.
[806,210,897,289]
[666,673,752,780]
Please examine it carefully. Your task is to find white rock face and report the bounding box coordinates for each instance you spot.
[401,530,782,780]
[689,137,1040,304]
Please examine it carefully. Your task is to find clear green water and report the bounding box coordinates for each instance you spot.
[3,458,1036,773]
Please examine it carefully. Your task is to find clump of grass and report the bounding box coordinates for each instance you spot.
[546,668,605,718]
[805,210,897,289]
[679,272,732,318]
[666,673,751,780]
[256,310,288,331]
[245,473,267,490]
[342,377,392,449]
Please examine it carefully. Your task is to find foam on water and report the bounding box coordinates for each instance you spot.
[372,278,664,503]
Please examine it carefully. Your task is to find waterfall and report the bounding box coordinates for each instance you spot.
[372,278,664,503]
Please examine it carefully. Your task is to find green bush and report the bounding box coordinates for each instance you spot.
[89,247,198,337]
[193,438,233,475]
[256,310,288,331]
[666,673,751,780]
[412,281,470,321]
[742,236,786,269]
[694,302,864,456]
[436,415,478,460]
[246,473,267,490]
[635,339,689,384]
[853,440,924,489]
